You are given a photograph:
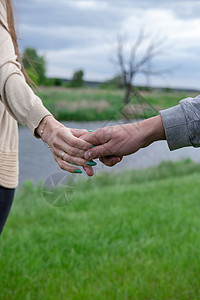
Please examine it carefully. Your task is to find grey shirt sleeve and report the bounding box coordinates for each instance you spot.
[160,95,200,150]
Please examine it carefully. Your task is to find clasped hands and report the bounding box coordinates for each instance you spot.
[38,115,165,176]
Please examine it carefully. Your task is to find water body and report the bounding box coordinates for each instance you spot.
[19,120,200,186]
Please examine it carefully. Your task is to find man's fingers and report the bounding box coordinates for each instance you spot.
[84,143,112,160]
[83,166,94,177]
[81,131,100,145]
[81,128,111,146]
[99,156,122,167]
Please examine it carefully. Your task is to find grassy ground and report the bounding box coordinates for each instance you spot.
[0,159,200,299]
[36,87,199,121]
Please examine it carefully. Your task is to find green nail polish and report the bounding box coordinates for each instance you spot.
[91,145,96,148]
[88,130,93,132]
[87,161,97,166]
[74,169,82,174]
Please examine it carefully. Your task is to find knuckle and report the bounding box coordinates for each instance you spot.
[63,153,69,162]
[111,144,119,154]
[90,148,97,157]
[56,127,65,137]
[70,140,76,148]
[73,157,84,166]
[82,129,88,134]
[70,148,80,156]
[78,159,85,166]
[96,128,103,139]
[52,138,60,148]
[104,126,112,139]
[101,143,111,155]
[75,149,84,157]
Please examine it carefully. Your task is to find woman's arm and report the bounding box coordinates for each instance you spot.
[0,2,50,131]
[0,3,94,175]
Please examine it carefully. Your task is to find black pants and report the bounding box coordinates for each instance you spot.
[0,186,15,235]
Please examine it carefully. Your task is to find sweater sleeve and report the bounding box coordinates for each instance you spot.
[160,95,200,150]
[0,1,52,137]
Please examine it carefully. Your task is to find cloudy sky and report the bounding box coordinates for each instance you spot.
[15,0,200,89]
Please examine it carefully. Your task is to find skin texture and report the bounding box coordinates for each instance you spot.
[36,115,165,175]
[36,116,95,176]
[81,115,166,161]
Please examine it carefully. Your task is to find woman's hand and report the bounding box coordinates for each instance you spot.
[81,116,165,161]
[36,116,95,176]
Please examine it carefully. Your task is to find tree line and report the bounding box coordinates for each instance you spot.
[22,28,171,105]
[22,47,84,88]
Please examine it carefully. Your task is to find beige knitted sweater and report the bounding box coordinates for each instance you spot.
[0,2,51,188]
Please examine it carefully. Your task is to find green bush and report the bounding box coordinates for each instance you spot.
[67,70,84,88]
[22,47,46,84]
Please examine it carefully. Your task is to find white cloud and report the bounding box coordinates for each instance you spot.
[68,0,108,10]
[16,0,200,89]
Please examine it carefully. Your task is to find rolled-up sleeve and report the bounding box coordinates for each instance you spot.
[160,95,200,150]
[0,2,52,136]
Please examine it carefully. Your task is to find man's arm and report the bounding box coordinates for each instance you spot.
[82,94,200,161]
[160,95,200,150]
[82,115,166,160]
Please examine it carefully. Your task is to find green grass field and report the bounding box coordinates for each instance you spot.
[36,87,199,121]
[0,159,200,299]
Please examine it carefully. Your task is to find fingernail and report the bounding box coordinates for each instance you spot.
[88,130,93,132]
[91,145,96,148]
[86,150,92,159]
[74,169,82,174]
[87,161,97,166]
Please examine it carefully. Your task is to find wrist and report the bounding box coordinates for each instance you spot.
[36,115,64,143]
[139,115,166,147]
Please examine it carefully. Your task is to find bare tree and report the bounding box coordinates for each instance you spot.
[110,28,171,104]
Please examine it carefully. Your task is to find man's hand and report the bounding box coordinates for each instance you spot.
[81,116,165,161]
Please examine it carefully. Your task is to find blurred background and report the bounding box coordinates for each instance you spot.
[13,0,200,185]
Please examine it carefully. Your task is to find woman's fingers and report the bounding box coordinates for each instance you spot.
[57,127,92,150]
[52,126,123,174]
[54,155,83,174]
[53,149,96,168]
[53,155,95,176]
[45,125,96,176]
[61,152,88,167]
[71,128,88,138]
[52,152,94,175]
[52,142,86,158]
